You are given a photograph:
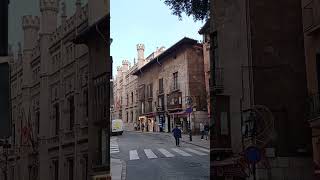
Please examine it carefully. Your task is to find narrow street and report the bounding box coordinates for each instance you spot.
[111,131,210,180]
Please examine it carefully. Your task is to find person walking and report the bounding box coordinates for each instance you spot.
[204,123,209,140]
[200,123,204,140]
[172,125,182,146]
[141,123,145,132]
[134,122,137,131]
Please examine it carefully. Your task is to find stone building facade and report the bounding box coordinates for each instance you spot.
[302,0,320,178]
[199,20,211,119]
[2,1,98,179]
[113,45,165,131]
[132,37,208,134]
[211,0,313,179]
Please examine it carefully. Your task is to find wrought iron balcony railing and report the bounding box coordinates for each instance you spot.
[170,83,180,92]
[307,93,320,120]
[303,0,320,33]
[157,89,164,95]
[214,68,224,92]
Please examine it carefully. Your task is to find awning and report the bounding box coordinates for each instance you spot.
[168,110,189,117]
[140,112,156,118]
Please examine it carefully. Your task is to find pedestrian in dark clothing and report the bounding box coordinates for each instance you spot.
[200,123,204,139]
[141,123,145,132]
[172,126,182,146]
[204,124,209,140]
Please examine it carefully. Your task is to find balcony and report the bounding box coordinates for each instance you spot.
[138,85,145,101]
[213,68,224,93]
[156,105,165,112]
[303,0,320,35]
[79,126,88,140]
[47,136,59,148]
[157,89,164,96]
[64,131,75,143]
[167,91,182,110]
[147,92,153,100]
[170,83,180,92]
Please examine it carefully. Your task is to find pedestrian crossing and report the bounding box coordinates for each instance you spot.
[185,148,207,156]
[129,150,139,160]
[196,147,210,153]
[128,147,208,161]
[171,148,192,156]
[110,137,120,154]
[158,148,175,158]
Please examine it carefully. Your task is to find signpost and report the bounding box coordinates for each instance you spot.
[244,146,262,180]
[185,97,193,141]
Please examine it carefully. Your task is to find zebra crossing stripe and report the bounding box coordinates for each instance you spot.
[171,148,192,156]
[129,150,139,160]
[196,147,210,153]
[158,148,175,158]
[110,139,120,154]
[185,148,207,156]
[144,149,158,159]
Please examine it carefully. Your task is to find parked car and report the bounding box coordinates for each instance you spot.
[112,119,124,135]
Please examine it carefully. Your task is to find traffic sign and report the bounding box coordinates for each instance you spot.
[186,107,193,113]
[244,146,262,164]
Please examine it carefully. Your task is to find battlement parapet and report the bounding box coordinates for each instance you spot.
[40,0,59,12]
[122,60,130,65]
[136,44,145,50]
[22,15,40,30]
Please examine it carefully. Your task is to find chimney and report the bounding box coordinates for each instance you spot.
[22,15,40,51]
[61,1,67,25]
[117,66,122,77]
[75,0,82,12]
[40,0,59,34]
[137,44,145,61]
[122,60,130,72]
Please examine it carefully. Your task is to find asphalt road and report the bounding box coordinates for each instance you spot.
[111,131,210,180]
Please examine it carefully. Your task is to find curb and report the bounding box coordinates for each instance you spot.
[180,139,210,149]
[124,130,210,149]
[121,159,127,180]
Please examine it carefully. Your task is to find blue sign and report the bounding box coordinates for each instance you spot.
[244,146,262,164]
[186,107,193,114]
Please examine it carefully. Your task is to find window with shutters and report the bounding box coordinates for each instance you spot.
[54,104,59,135]
[84,90,88,118]
[159,78,163,94]
[68,158,74,180]
[69,96,75,131]
[53,160,59,180]
[36,111,40,135]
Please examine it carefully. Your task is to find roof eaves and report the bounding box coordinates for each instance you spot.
[132,37,198,76]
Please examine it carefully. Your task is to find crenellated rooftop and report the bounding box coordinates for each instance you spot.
[49,4,88,46]
[40,0,59,12]
[22,15,40,30]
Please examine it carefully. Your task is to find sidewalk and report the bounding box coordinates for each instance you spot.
[111,158,126,180]
[180,134,210,149]
[126,130,210,149]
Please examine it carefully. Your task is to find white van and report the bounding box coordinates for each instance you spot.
[112,119,124,135]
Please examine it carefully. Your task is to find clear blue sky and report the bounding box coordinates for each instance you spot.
[111,0,205,76]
